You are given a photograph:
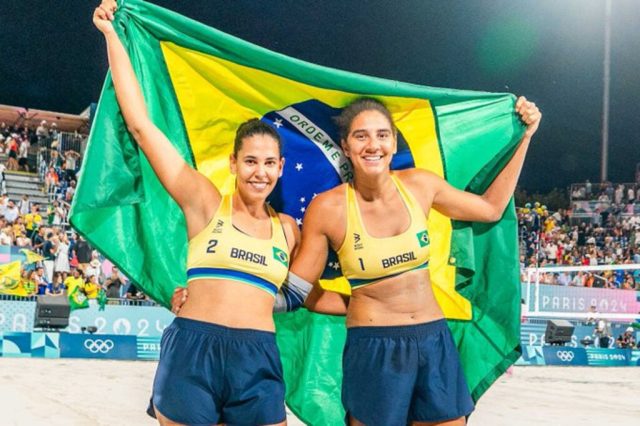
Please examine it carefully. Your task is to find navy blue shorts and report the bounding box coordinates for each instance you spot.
[342,319,474,425]
[152,317,286,426]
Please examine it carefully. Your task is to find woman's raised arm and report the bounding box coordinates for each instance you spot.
[94,1,220,236]
[428,96,541,222]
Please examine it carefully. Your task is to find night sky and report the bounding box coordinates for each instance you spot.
[1,0,639,192]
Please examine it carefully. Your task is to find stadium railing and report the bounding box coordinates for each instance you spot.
[523,264,640,323]
[0,294,158,306]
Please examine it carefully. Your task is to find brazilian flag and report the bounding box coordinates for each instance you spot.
[68,285,90,310]
[70,1,524,424]
[0,261,26,296]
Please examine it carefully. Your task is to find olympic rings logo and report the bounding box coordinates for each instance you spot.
[556,350,575,362]
[84,339,115,354]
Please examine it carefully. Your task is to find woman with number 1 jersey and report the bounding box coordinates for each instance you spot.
[293,97,541,425]
[94,2,301,425]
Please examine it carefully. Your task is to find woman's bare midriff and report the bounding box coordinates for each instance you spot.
[346,269,444,328]
[177,279,276,331]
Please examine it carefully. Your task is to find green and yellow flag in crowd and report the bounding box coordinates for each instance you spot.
[68,285,90,310]
[0,252,45,297]
[20,249,45,264]
[70,1,524,424]
[0,260,32,297]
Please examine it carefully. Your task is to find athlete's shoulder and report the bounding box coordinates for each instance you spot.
[277,212,298,231]
[395,168,444,199]
[303,184,347,231]
[394,168,441,184]
[395,169,445,212]
[277,212,301,251]
[308,184,347,211]
[309,183,348,204]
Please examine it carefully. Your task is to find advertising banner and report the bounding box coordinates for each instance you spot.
[519,346,639,366]
[522,282,640,314]
[519,345,545,366]
[1,332,152,361]
[59,333,138,360]
[542,346,588,365]
[520,322,628,349]
[0,300,173,337]
[586,348,632,366]
[0,331,60,358]
[68,304,173,337]
[0,300,36,332]
[136,336,162,360]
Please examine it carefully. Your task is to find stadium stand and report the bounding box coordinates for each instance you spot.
[0,106,149,304]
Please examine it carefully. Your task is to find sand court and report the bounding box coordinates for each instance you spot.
[0,359,638,425]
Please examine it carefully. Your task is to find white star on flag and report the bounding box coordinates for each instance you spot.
[299,197,306,203]
[295,163,303,171]
[300,207,306,213]
[296,218,303,226]
[312,193,318,198]
[273,118,283,128]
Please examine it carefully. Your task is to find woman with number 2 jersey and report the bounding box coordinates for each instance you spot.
[94,1,302,425]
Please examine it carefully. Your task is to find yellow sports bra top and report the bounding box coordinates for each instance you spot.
[337,175,430,289]
[186,194,290,297]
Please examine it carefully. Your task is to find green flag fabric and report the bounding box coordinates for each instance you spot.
[70,1,524,424]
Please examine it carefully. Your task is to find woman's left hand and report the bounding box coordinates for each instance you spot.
[515,96,541,139]
[171,286,188,314]
[93,0,118,35]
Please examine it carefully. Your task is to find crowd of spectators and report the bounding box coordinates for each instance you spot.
[41,149,80,203]
[0,119,145,303]
[0,182,146,302]
[616,326,637,349]
[571,180,640,204]
[4,220,148,301]
[581,307,640,348]
[0,121,39,172]
[0,195,69,244]
[518,197,640,289]
[31,254,146,302]
[0,120,82,203]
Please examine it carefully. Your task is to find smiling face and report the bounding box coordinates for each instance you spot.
[230,134,284,203]
[342,109,397,177]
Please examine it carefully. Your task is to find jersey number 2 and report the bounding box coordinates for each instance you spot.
[207,239,218,253]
